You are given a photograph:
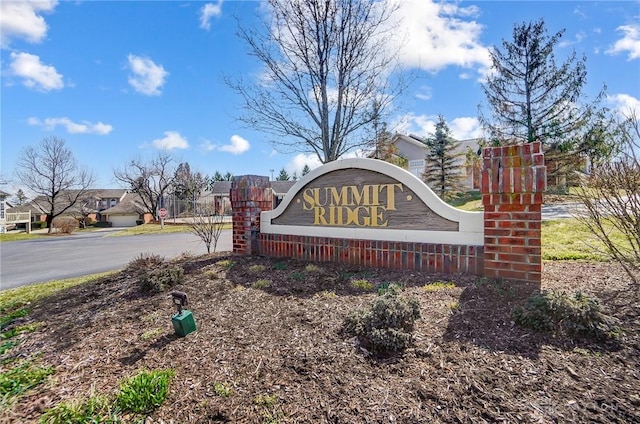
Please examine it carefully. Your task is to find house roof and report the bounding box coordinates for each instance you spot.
[93,189,127,199]
[0,190,10,198]
[208,181,232,195]
[7,203,47,214]
[271,181,296,195]
[101,193,147,215]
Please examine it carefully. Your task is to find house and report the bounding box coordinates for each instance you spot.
[101,192,153,227]
[0,190,9,232]
[195,180,298,214]
[377,134,482,191]
[271,181,297,208]
[1,191,32,233]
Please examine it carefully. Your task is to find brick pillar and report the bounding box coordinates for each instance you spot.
[230,176,272,255]
[481,142,546,283]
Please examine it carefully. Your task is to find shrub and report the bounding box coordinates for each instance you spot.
[31,221,47,229]
[343,284,421,353]
[513,290,623,340]
[52,217,79,234]
[126,253,165,274]
[213,382,232,397]
[117,369,173,415]
[139,265,184,293]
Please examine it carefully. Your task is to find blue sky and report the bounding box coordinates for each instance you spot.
[1,0,639,192]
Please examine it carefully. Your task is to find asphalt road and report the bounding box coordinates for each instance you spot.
[0,229,232,291]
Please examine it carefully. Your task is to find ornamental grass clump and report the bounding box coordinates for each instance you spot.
[343,284,421,353]
[138,265,184,294]
[513,290,622,340]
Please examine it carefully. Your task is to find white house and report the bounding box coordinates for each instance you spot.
[385,134,482,190]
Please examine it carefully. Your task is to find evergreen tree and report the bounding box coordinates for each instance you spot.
[422,116,462,198]
[301,164,311,176]
[14,189,27,205]
[479,19,606,186]
[480,18,602,146]
[276,168,290,181]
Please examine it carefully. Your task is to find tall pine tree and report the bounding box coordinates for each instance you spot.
[422,116,462,198]
[479,19,606,186]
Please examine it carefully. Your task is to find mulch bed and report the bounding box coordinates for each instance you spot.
[2,254,639,423]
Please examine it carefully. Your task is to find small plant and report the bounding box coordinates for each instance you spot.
[273,262,288,271]
[0,340,18,355]
[254,393,278,408]
[313,290,336,299]
[139,265,184,293]
[215,259,234,269]
[342,284,421,353]
[249,264,267,273]
[350,278,374,291]
[140,328,163,341]
[213,382,232,397]
[448,301,460,312]
[424,281,455,292]
[289,271,305,281]
[304,264,321,272]
[513,290,623,340]
[40,395,121,424]
[253,279,272,289]
[117,369,174,415]
[0,358,55,399]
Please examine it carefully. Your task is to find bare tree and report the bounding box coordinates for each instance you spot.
[68,192,98,228]
[113,152,177,220]
[574,110,640,284]
[188,209,227,254]
[15,136,95,233]
[229,0,403,163]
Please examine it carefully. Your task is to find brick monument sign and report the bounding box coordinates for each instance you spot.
[231,142,545,284]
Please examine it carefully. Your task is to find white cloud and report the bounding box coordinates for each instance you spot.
[199,139,217,152]
[607,24,640,60]
[449,117,483,140]
[9,52,63,91]
[388,0,491,75]
[607,93,640,117]
[415,85,432,101]
[152,131,189,150]
[394,113,482,140]
[28,117,113,135]
[199,1,223,31]
[219,135,250,154]
[127,54,169,96]
[0,0,57,48]
[285,153,322,176]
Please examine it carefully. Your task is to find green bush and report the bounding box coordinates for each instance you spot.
[513,290,622,340]
[343,284,421,353]
[127,253,165,273]
[139,265,184,293]
[117,369,173,415]
[31,221,47,229]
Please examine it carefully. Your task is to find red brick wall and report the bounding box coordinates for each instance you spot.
[481,142,546,283]
[230,176,272,255]
[259,234,484,275]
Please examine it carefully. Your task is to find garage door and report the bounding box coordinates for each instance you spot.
[109,215,138,227]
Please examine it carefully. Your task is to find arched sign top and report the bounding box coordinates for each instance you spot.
[262,158,483,245]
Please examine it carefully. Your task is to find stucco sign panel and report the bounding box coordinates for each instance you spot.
[261,158,483,245]
[272,168,458,231]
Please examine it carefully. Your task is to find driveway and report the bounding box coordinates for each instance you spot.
[0,230,232,291]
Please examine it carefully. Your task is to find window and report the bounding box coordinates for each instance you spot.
[0,201,4,220]
[110,199,117,207]
[408,159,425,178]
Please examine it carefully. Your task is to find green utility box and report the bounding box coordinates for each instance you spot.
[172,310,197,337]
